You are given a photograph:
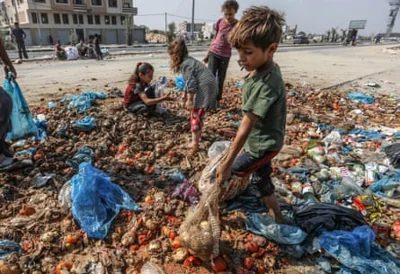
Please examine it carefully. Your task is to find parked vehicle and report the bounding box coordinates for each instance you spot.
[293,36,310,44]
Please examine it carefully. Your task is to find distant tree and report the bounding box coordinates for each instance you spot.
[199,32,204,42]
[167,22,176,42]
[331,28,338,43]
[69,29,77,45]
[326,30,331,42]
[340,29,348,41]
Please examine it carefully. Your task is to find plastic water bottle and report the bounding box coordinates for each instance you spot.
[302,183,318,203]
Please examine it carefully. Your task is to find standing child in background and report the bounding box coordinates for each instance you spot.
[124,62,172,114]
[216,6,287,224]
[168,39,217,154]
[94,34,103,60]
[204,0,239,106]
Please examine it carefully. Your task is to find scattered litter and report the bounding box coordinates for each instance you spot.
[32,173,56,188]
[71,163,141,239]
[348,92,375,104]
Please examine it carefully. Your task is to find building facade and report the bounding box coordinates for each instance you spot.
[0,0,143,45]
[178,20,205,40]
[201,23,214,40]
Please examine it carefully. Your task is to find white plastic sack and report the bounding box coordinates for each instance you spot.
[322,131,342,145]
[207,141,231,159]
[65,47,79,60]
[155,76,168,115]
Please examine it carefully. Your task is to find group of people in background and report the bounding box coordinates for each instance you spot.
[11,22,103,61]
[55,34,103,61]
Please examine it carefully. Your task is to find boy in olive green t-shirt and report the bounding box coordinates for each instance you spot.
[216,6,286,223]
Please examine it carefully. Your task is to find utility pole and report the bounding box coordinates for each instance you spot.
[165,12,167,43]
[191,0,195,43]
[132,14,135,45]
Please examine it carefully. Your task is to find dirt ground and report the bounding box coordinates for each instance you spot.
[12,43,400,106]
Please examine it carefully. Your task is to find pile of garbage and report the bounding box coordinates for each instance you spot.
[0,77,399,273]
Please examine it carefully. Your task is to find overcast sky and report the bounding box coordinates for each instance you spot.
[133,0,400,35]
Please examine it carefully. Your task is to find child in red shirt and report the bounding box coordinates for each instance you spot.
[124,62,172,114]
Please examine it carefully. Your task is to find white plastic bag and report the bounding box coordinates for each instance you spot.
[58,181,72,210]
[65,46,79,60]
[155,76,168,115]
[322,131,342,145]
[207,141,231,159]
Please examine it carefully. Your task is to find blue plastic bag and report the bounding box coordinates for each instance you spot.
[175,75,185,91]
[71,163,141,239]
[320,225,400,274]
[348,92,375,104]
[349,128,386,142]
[369,179,399,197]
[62,91,106,113]
[34,118,48,141]
[0,240,21,260]
[72,117,96,132]
[3,75,39,141]
[245,213,307,245]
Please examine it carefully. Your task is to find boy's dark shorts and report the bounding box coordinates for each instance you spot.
[231,150,279,197]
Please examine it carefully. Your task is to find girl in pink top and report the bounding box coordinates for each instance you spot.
[204,0,239,105]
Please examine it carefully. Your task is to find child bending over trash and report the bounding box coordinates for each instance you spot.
[0,38,17,169]
[168,39,218,155]
[216,6,287,224]
[124,62,172,114]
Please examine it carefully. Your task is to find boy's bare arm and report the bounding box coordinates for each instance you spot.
[217,112,258,184]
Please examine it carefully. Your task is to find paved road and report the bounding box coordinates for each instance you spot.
[8,41,392,60]
[7,43,354,60]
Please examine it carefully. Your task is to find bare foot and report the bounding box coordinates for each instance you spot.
[188,144,199,156]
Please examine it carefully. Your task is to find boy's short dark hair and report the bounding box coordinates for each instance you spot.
[229,6,285,51]
[222,0,239,12]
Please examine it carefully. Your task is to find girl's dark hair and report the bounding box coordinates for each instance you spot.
[222,0,239,12]
[168,39,188,74]
[128,62,154,86]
